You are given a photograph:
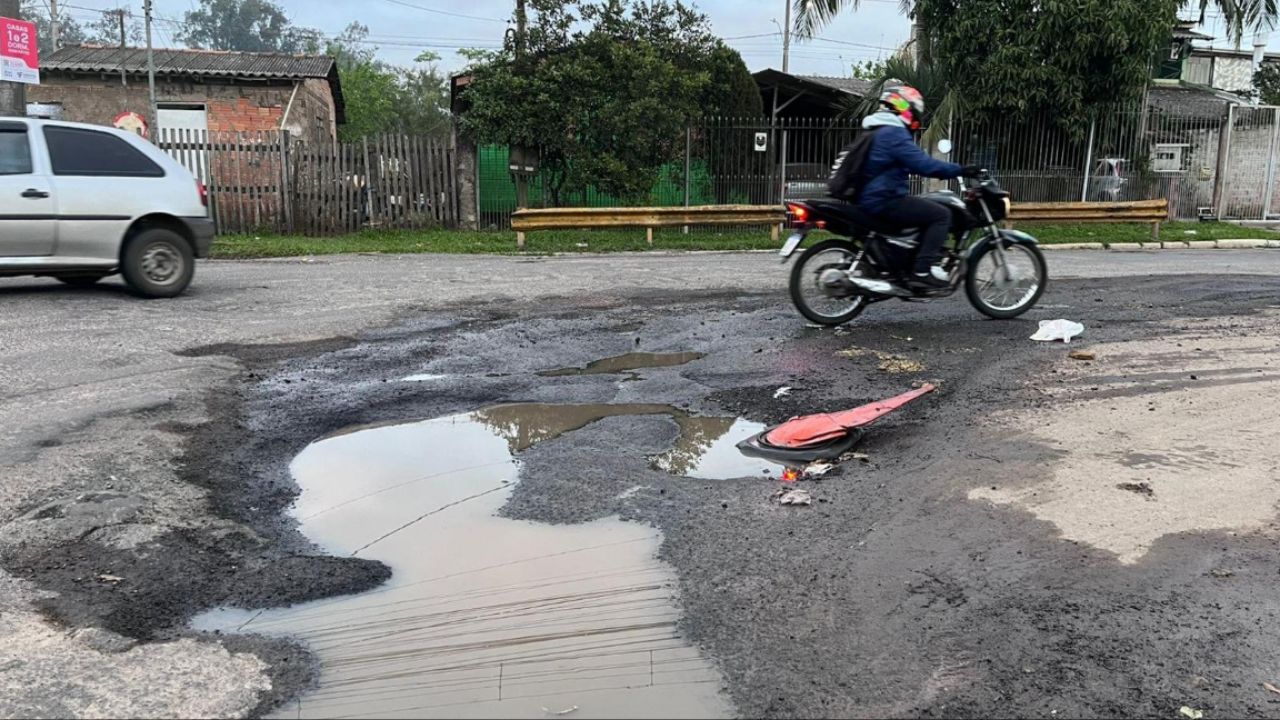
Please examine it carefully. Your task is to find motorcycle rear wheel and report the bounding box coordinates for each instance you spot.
[789,240,869,326]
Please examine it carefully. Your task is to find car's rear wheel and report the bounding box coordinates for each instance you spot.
[121,228,195,298]
[55,274,109,288]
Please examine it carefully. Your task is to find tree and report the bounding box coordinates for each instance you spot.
[460,0,756,205]
[794,0,1279,44]
[703,45,763,118]
[324,24,450,142]
[22,1,143,52]
[177,0,312,53]
[21,0,84,53]
[797,0,1179,131]
[849,58,890,81]
[1255,63,1280,105]
[847,54,955,148]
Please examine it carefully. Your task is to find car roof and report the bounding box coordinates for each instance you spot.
[19,117,142,138]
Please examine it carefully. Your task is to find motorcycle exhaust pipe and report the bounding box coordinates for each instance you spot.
[850,277,911,297]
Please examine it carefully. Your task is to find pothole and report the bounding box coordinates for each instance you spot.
[653,417,783,480]
[539,352,706,377]
[193,405,732,719]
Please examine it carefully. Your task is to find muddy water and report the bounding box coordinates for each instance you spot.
[654,417,782,480]
[194,405,731,719]
[539,352,706,377]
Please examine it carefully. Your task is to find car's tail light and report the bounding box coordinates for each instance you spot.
[196,179,208,208]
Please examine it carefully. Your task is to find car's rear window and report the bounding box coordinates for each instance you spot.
[0,129,32,175]
[43,126,164,178]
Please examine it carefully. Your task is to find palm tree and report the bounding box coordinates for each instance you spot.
[793,0,913,39]
[1194,0,1278,43]
[843,53,956,149]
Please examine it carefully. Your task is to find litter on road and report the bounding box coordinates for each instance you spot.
[738,384,936,464]
[1264,682,1280,695]
[1031,319,1086,344]
[1180,707,1204,719]
[1069,350,1097,361]
[804,462,834,477]
[775,488,813,506]
[542,706,580,716]
[774,386,793,399]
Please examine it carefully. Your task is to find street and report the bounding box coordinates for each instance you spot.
[3,249,1280,718]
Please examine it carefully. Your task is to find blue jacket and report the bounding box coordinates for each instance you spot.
[858,113,963,215]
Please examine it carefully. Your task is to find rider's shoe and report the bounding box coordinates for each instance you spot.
[907,266,950,291]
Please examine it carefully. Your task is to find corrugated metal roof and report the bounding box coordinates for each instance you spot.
[797,75,873,96]
[1147,85,1235,119]
[44,45,336,80]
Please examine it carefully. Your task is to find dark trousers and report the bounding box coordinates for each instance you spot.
[875,196,951,274]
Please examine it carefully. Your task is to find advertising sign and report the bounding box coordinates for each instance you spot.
[0,17,39,84]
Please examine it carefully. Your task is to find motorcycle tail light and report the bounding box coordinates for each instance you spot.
[786,203,809,224]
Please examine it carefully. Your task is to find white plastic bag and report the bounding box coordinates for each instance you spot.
[1030,319,1085,344]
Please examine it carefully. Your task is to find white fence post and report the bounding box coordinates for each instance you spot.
[1080,118,1097,202]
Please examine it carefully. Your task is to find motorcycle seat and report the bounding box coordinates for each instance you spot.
[805,199,917,237]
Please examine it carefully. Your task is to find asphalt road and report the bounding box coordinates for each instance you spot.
[3,249,1280,718]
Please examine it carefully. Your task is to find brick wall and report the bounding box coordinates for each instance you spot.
[28,73,337,142]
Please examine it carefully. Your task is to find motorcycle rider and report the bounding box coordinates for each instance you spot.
[860,82,982,290]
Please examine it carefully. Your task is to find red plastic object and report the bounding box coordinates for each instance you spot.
[764,384,936,449]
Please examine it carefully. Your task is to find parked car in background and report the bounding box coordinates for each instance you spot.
[1090,158,1130,202]
[0,119,212,297]
[783,163,832,200]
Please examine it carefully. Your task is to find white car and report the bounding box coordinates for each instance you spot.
[0,118,213,297]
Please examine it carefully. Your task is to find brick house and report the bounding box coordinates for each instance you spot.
[27,45,345,145]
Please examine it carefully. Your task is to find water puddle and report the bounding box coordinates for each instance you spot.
[652,417,782,480]
[539,352,706,378]
[194,405,731,719]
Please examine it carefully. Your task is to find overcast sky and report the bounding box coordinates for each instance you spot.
[48,0,1276,77]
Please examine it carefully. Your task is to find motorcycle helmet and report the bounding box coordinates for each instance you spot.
[879,81,925,131]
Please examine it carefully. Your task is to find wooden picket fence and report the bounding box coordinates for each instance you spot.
[154,128,459,236]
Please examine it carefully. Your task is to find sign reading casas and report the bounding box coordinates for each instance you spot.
[0,16,38,85]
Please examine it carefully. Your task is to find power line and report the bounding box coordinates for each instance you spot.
[378,0,508,24]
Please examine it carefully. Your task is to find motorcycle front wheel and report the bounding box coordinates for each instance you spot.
[965,240,1047,319]
[789,239,869,326]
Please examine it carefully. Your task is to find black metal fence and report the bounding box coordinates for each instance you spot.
[477,105,1280,228]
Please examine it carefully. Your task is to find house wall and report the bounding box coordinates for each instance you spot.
[28,74,337,145]
[1213,57,1256,93]
[1221,123,1279,217]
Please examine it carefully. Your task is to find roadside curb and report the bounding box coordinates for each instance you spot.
[1040,239,1278,252]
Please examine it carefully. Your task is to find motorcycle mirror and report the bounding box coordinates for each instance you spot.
[936,139,953,156]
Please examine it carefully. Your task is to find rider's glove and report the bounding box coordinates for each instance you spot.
[960,165,985,178]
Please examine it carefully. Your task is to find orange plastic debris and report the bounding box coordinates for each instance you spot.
[764,384,936,449]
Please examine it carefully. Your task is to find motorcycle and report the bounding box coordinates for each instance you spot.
[780,140,1048,326]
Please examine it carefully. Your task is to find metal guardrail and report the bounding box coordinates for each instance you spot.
[510,205,784,248]
[509,199,1171,248]
[1010,199,1170,241]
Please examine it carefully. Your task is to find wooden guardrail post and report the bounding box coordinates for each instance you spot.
[646,227,654,246]
[517,231,526,250]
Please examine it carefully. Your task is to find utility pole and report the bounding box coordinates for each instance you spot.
[108,9,127,86]
[112,8,126,47]
[0,0,25,117]
[781,0,791,73]
[144,0,157,125]
[512,0,529,210]
[49,0,59,52]
[514,0,527,58]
